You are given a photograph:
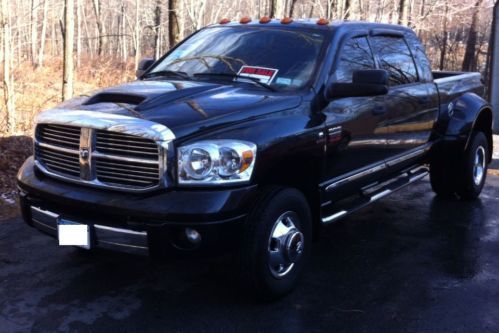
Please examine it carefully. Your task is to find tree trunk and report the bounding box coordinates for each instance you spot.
[270,0,285,18]
[439,3,449,71]
[289,0,299,17]
[154,0,162,59]
[398,0,409,25]
[38,0,49,67]
[76,0,81,67]
[62,0,74,101]
[134,0,140,69]
[343,0,351,19]
[168,0,180,49]
[1,0,15,134]
[31,0,39,66]
[462,0,484,71]
[92,0,104,56]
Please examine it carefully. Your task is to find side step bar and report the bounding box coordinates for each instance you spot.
[321,166,429,224]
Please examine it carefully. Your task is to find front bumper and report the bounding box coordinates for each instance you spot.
[17,157,258,255]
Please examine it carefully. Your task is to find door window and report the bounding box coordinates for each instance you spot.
[371,36,418,86]
[334,37,375,83]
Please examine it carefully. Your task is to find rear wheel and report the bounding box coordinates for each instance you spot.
[430,131,489,200]
[239,187,312,301]
[456,131,488,199]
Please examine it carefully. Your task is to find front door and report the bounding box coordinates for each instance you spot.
[321,36,390,200]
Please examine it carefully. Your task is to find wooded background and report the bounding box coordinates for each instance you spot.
[0,0,496,135]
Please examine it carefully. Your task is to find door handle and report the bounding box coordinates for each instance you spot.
[372,105,387,115]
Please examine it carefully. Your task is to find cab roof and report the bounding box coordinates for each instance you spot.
[212,18,414,35]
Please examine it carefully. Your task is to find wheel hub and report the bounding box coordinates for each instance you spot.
[473,146,486,186]
[268,211,304,278]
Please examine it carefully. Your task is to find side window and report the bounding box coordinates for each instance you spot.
[371,36,419,86]
[334,37,375,83]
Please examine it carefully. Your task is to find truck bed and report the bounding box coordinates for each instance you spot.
[433,71,485,108]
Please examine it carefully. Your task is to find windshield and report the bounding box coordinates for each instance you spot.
[148,26,326,91]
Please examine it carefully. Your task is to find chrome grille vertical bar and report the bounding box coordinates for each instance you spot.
[79,128,93,180]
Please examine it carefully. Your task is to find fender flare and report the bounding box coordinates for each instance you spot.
[443,92,493,161]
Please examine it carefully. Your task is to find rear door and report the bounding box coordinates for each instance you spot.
[370,33,439,168]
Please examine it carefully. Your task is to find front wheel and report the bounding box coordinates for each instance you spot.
[239,187,312,301]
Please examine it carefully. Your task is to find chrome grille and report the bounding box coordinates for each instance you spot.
[95,157,160,187]
[35,145,80,177]
[34,124,165,192]
[36,124,81,150]
[95,131,159,160]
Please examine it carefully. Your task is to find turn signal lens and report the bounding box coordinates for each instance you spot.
[219,18,230,24]
[259,16,271,24]
[240,16,252,24]
[281,17,293,24]
[317,18,329,25]
[241,150,254,173]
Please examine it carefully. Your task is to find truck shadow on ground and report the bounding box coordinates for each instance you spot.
[23,178,498,332]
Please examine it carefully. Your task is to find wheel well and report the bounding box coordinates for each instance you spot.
[473,108,493,162]
[259,179,321,236]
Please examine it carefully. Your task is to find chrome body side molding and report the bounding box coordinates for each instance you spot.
[323,144,431,192]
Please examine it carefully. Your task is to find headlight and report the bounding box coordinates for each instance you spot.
[178,140,256,185]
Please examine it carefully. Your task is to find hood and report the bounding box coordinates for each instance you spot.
[54,79,302,139]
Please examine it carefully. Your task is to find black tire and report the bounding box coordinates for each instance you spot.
[430,131,488,200]
[456,131,489,200]
[239,187,312,301]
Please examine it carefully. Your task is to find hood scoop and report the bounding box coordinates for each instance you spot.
[84,93,146,106]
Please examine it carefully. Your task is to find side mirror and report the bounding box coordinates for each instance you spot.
[327,69,389,99]
[136,58,156,78]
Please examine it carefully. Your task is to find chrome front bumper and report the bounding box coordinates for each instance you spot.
[30,206,149,255]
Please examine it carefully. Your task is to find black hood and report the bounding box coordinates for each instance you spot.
[57,79,302,139]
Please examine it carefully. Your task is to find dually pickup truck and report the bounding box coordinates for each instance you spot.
[17,19,493,299]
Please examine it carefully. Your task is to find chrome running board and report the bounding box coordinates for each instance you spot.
[321,166,429,224]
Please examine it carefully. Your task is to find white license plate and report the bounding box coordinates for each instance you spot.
[58,221,90,249]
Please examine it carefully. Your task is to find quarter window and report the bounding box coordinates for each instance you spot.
[371,36,418,86]
[334,37,375,83]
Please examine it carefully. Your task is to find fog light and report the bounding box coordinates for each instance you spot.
[185,228,201,244]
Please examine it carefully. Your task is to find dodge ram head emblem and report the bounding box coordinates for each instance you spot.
[80,148,89,160]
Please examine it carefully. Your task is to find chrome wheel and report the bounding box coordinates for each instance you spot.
[267,211,304,278]
[473,146,486,186]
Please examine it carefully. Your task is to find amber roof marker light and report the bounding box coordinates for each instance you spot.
[240,16,252,24]
[259,16,271,24]
[316,18,330,25]
[219,18,230,24]
[280,17,293,24]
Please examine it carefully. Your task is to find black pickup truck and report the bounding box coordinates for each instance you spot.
[17,19,493,299]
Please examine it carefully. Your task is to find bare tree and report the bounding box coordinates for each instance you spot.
[62,0,74,100]
[398,0,410,25]
[31,0,39,66]
[462,0,485,71]
[1,0,15,134]
[92,0,105,55]
[134,0,141,68]
[38,0,49,67]
[169,0,181,48]
[154,0,162,59]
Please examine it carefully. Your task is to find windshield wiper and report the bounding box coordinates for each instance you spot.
[143,70,191,80]
[193,73,277,92]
